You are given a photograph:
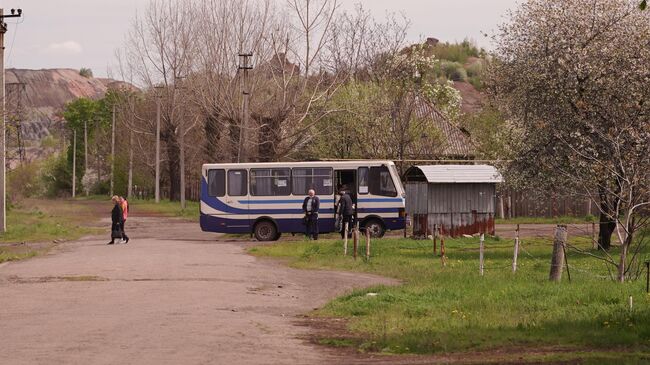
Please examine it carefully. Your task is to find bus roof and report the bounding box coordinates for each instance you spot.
[202,160,396,170]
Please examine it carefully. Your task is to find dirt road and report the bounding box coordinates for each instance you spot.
[0,215,395,365]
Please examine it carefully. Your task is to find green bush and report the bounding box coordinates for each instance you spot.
[440,61,467,82]
[465,61,484,78]
[7,161,44,202]
[431,40,481,64]
[41,153,72,197]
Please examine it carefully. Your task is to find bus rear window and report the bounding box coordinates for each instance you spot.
[250,168,291,196]
[207,169,225,197]
[369,166,397,197]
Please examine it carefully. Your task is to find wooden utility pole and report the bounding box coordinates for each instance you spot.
[154,88,162,203]
[0,8,23,232]
[110,104,115,196]
[128,130,134,198]
[549,225,568,282]
[72,130,76,198]
[84,121,88,172]
[237,52,253,163]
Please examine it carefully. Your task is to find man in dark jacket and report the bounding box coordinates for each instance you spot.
[108,195,125,245]
[338,188,354,238]
[302,189,320,240]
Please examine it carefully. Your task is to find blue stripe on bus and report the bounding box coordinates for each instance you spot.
[239,199,336,204]
[358,198,404,203]
[200,213,405,234]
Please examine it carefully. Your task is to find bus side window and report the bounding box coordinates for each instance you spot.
[251,168,291,196]
[358,167,369,195]
[228,170,248,196]
[208,169,225,197]
[369,166,397,197]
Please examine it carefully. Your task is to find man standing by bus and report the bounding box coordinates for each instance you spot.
[338,187,354,238]
[302,189,320,240]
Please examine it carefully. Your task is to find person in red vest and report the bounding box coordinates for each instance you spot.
[119,196,130,244]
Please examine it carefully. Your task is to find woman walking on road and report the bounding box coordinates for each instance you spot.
[108,196,128,245]
[119,196,130,244]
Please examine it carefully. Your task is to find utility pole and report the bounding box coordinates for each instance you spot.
[0,8,23,232]
[72,130,76,198]
[154,86,162,203]
[237,52,253,163]
[110,104,115,196]
[128,130,133,199]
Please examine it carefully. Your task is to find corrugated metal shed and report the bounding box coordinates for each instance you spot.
[404,165,502,237]
[415,165,503,184]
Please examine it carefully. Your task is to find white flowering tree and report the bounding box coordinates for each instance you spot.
[488,0,650,281]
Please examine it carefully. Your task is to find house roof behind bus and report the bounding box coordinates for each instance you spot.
[202,160,396,169]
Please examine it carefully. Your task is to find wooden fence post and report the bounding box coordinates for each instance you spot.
[440,235,446,267]
[549,225,567,282]
[479,233,485,276]
[353,222,359,260]
[432,224,437,256]
[365,228,371,260]
[344,222,349,256]
[512,224,520,273]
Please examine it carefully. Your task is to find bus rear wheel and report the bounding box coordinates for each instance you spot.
[254,221,278,241]
[364,219,385,238]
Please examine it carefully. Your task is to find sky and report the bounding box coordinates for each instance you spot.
[0,0,520,78]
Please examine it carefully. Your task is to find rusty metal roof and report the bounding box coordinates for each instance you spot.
[413,99,475,157]
[414,164,503,183]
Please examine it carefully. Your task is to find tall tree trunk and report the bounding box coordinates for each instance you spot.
[228,120,241,163]
[179,124,186,210]
[257,116,277,162]
[204,113,222,161]
[164,129,181,201]
[597,188,616,250]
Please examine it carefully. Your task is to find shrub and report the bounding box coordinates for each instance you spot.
[7,161,44,202]
[79,68,93,78]
[440,61,467,82]
[431,39,481,64]
[41,153,72,197]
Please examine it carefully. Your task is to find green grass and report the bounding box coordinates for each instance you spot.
[1,208,99,245]
[77,195,199,221]
[496,215,597,224]
[130,199,199,221]
[0,248,38,263]
[250,234,650,358]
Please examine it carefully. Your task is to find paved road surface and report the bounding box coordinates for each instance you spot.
[0,216,395,365]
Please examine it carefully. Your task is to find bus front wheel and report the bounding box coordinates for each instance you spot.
[364,219,385,238]
[254,221,278,241]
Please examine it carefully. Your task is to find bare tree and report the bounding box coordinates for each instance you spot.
[122,0,196,202]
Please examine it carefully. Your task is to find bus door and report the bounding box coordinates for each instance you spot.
[335,169,357,223]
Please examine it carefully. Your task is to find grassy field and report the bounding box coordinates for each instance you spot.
[78,196,199,221]
[250,233,650,360]
[130,199,199,221]
[0,200,104,263]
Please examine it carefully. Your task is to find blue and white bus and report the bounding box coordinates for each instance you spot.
[200,160,406,241]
